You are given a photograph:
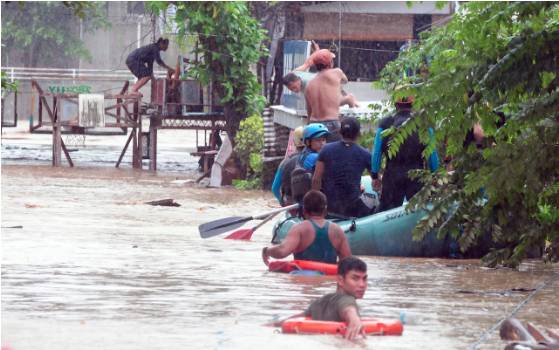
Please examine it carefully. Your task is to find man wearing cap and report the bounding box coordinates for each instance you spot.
[304,50,353,143]
[312,117,376,218]
[371,97,439,211]
[271,126,305,206]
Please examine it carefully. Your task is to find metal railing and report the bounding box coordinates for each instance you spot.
[1,67,168,82]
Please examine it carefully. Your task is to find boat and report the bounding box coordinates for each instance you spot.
[272,177,455,257]
[282,317,403,335]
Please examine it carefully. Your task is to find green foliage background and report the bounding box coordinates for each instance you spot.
[1,2,109,67]
[233,114,264,189]
[379,2,559,266]
[149,2,268,140]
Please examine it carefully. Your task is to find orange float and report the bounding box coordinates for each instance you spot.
[281,317,403,336]
[268,260,338,275]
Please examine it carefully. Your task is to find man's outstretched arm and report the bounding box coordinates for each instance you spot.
[340,306,365,340]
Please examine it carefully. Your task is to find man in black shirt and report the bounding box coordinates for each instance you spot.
[125,37,174,96]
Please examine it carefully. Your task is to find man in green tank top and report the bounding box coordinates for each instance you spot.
[262,190,351,265]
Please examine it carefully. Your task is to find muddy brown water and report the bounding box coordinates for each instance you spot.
[1,162,558,349]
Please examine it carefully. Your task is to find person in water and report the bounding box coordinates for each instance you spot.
[125,37,175,96]
[312,116,377,217]
[275,256,368,341]
[261,190,351,265]
[271,126,305,206]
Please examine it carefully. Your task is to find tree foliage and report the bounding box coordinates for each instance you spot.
[233,114,265,189]
[149,2,268,139]
[1,71,18,96]
[1,1,109,67]
[380,2,559,267]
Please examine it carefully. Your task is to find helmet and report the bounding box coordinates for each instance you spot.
[293,126,304,148]
[303,124,329,141]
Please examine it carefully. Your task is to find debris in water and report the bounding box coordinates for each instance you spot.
[145,199,181,207]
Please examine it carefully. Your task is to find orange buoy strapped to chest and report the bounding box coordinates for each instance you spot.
[268,260,338,275]
[281,317,403,336]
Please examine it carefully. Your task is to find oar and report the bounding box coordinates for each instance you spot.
[199,203,298,239]
[224,209,283,240]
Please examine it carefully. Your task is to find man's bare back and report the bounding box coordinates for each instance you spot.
[305,68,348,122]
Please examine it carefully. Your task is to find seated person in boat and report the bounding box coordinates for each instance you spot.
[261,190,351,265]
[371,96,439,211]
[271,126,305,206]
[290,124,329,204]
[312,117,376,218]
[278,256,368,340]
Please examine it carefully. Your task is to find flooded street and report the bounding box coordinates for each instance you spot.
[1,133,558,350]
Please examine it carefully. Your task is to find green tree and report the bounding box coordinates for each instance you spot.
[379,2,559,266]
[1,1,109,67]
[149,2,267,140]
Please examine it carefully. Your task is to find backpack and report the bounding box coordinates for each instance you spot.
[290,152,313,203]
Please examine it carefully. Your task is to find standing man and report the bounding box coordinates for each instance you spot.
[304,50,352,142]
[125,37,175,97]
[262,190,351,265]
[312,117,376,217]
[371,96,439,211]
[275,256,369,341]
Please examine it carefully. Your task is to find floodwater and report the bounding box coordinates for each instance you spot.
[2,129,558,350]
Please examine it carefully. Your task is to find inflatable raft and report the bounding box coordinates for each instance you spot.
[268,259,337,275]
[272,177,454,257]
[282,317,403,336]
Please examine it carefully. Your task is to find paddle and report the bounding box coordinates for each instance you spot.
[224,210,283,240]
[199,203,298,238]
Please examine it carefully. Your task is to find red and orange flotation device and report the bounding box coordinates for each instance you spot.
[282,317,403,336]
[268,260,338,275]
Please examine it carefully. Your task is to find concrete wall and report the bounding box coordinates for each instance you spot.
[79,2,183,71]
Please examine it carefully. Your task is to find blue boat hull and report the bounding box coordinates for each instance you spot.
[272,206,453,257]
[271,177,453,257]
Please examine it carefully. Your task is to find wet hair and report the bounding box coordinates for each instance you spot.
[156,37,169,46]
[282,73,301,86]
[340,116,360,140]
[303,190,327,216]
[338,256,367,277]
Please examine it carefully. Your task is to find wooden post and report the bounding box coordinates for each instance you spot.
[149,119,158,171]
[52,97,61,167]
[131,98,141,169]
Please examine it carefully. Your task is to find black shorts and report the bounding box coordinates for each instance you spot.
[126,58,152,79]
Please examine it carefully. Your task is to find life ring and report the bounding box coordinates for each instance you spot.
[268,260,338,275]
[282,317,403,336]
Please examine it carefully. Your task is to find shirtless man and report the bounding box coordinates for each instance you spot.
[261,190,351,265]
[283,48,358,108]
[304,50,351,142]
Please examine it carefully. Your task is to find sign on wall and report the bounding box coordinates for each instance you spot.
[48,85,92,94]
